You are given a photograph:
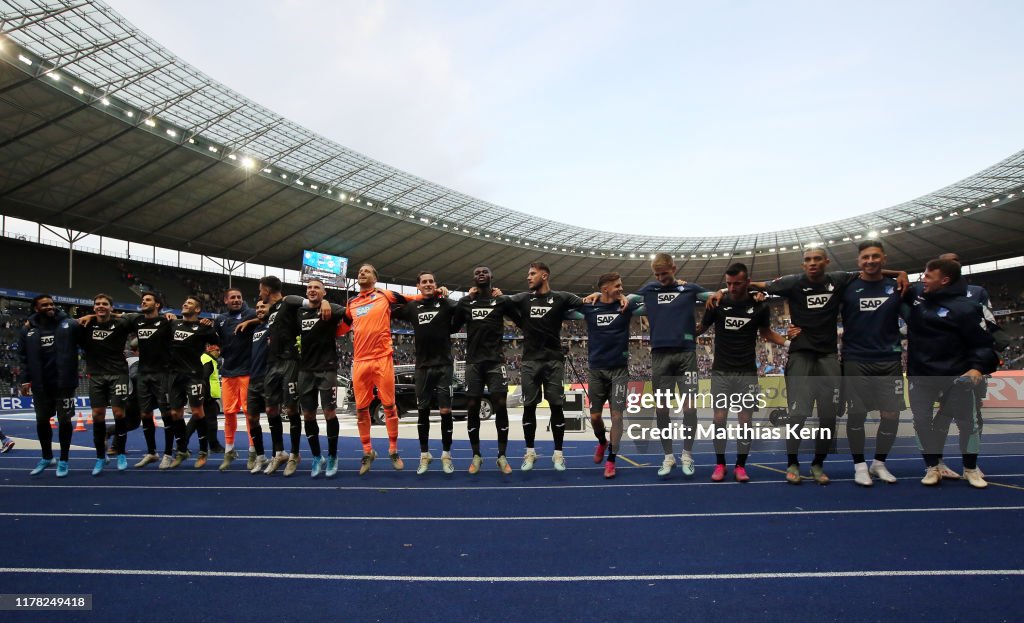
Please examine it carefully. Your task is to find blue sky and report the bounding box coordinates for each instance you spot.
[110,0,1024,236]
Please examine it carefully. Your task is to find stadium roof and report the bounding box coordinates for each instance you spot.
[1,0,1023,293]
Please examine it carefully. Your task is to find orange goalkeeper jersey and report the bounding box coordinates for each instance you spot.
[338,288,421,362]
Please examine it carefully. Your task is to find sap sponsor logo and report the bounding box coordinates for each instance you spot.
[418,311,439,324]
[806,293,832,309]
[91,329,113,340]
[301,318,318,332]
[40,335,55,348]
[529,306,552,319]
[137,328,157,340]
[173,330,192,341]
[471,308,492,320]
[355,305,372,317]
[657,292,679,304]
[253,329,267,342]
[596,314,618,327]
[724,317,751,330]
[859,297,889,311]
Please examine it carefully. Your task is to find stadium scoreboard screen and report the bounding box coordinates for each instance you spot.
[300,250,348,288]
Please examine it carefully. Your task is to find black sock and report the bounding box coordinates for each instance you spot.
[327,418,339,457]
[875,416,899,462]
[608,447,616,462]
[592,416,607,445]
[812,453,825,467]
[467,400,481,456]
[417,408,431,453]
[550,405,565,451]
[682,411,698,453]
[249,417,265,455]
[523,405,537,448]
[288,412,301,455]
[143,416,156,454]
[847,411,867,464]
[93,420,107,458]
[440,411,453,453]
[268,414,283,454]
[495,398,509,457]
[736,425,751,467]
[713,424,727,464]
[185,417,196,446]
[36,414,53,460]
[963,453,978,470]
[305,419,321,457]
[163,416,174,455]
[58,416,72,462]
[115,417,127,454]
[207,415,219,448]
[174,419,188,453]
[787,453,799,467]
[655,409,673,455]
[195,417,208,453]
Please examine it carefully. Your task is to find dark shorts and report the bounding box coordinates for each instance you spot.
[167,372,205,410]
[784,351,841,418]
[842,360,905,413]
[89,373,130,409]
[521,359,565,407]
[298,369,337,412]
[137,372,169,414]
[264,359,299,410]
[247,376,267,416]
[32,388,77,422]
[465,361,508,397]
[651,350,698,407]
[415,364,453,410]
[588,367,628,413]
[710,370,760,412]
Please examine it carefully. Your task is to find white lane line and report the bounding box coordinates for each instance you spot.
[3,473,1024,492]
[0,506,1021,522]
[0,567,1021,582]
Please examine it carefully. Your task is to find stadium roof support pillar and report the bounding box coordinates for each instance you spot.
[203,256,243,288]
[40,225,88,292]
